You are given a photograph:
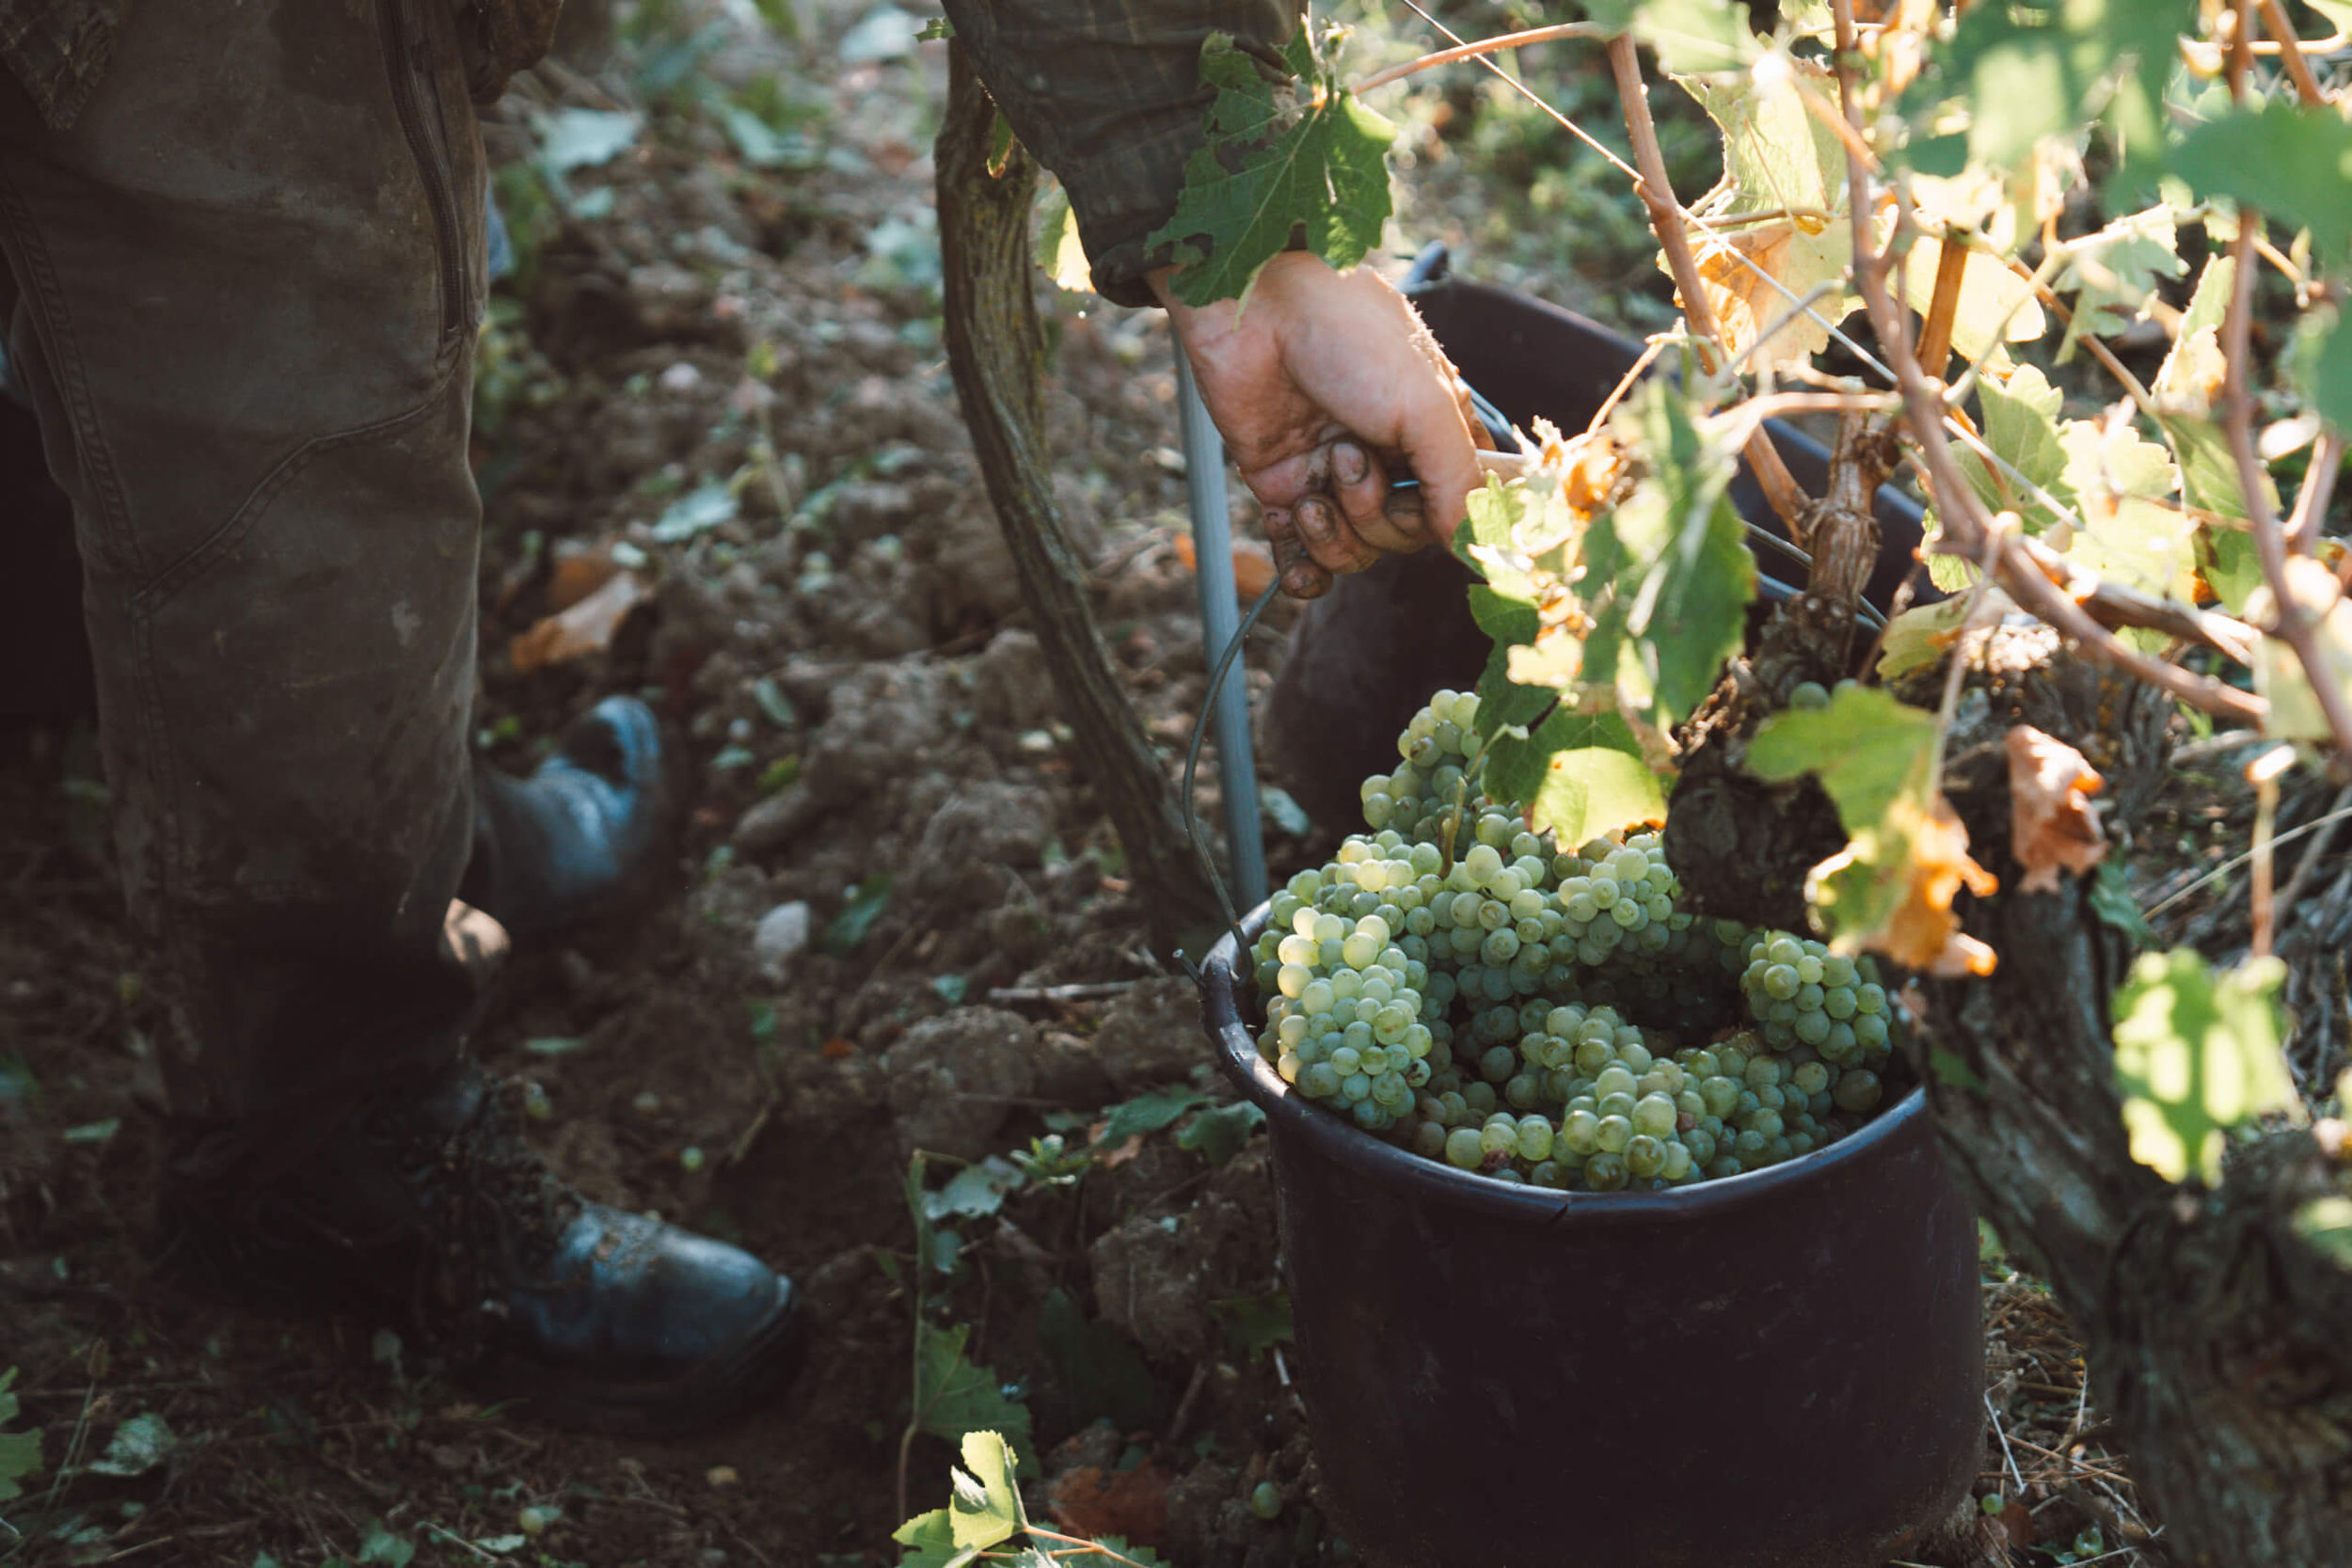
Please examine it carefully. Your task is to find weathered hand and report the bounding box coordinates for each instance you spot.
[1153,253,1483,599]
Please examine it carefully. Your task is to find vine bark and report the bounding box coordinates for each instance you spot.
[935,47,1222,950]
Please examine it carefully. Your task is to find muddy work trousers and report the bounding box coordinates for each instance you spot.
[0,1,516,1188]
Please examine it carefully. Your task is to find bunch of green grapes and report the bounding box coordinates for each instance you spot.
[1252,689,1905,1190]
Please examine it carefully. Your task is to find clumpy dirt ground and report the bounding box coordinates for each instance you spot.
[1,5,2171,1566]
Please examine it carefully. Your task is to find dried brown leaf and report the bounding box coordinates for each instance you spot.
[2005,726,2107,893]
[508,568,651,673]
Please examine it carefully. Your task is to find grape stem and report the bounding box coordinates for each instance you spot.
[2254,0,2332,107]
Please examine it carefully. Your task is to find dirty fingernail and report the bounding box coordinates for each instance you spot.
[1296,499,1334,542]
[1333,442,1368,486]
[1283,562,1330,599]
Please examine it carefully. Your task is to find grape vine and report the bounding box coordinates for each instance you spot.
[1164,6,2352,1556]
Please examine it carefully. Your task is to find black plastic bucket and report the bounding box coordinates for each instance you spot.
[1200,909,1980,1568]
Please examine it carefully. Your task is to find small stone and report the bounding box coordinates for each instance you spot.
[881,1008,1038,1159]
[1091,977,1209,1092]
[751,901,813,977]
[707,1465,739,1488]
[734,783,821,855]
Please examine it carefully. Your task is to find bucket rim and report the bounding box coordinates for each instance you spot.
[1202,902,1930,1228]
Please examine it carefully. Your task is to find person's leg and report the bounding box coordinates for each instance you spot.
[0,0,801,1431]
[0,0,492,1150]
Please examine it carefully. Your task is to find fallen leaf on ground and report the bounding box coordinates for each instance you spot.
[1047,1462,1172,1545]
[1171,531,1278,599]
[2006,726,2106,893]
[509,569,650,673]
[546,541,628,613]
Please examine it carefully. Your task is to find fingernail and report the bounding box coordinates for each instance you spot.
[1333,442,1368,486]
[1296,499,1334,542]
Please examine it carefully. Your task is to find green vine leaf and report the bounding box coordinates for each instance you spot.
[1581,386,1756,734]
[890,1507,971,1568]
[1486,706,1665,847]
[1454,477,1570,739]
[2169,100,2352,265]
[0,1367,42,1504]
[1747,685,1935,836]
[1956,363,2074,536]
[2051,207,2185,362]
[1584,0,1759,75]
[913,1323,1037,1473]
[2057,416,2187,601]
[2110,950,2297,1186]
[1146,28,1395,308]
[947,1431,1025,1551]
[1900,0,2196,193]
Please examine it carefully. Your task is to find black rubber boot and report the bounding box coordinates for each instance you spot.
[465,695,671,943]
[155,1061,803,1436]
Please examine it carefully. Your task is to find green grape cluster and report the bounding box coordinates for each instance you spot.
[1252,689,1900,1191]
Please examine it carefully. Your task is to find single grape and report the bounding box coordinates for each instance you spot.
[1559,1108,1602,1155]
[1596,1115,1634,1154]
[1833,1069,1883,1114]
[1788,680,1830,710]
[1625,1134,1666,1179]
[1444,1127,1485,1168]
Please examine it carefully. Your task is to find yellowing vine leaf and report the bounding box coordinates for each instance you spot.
[1806,788,2000,977]
[1895,234,2047,363]
[2006,726,2106,893]
[2111,951,2297,1186]
[2058,413,2191,600]
[2154,255,2234,415]
[1749,686,1995,974]
[1677,56,1856,372]
[1146,28,1394,308]
[1876,588,2018,682]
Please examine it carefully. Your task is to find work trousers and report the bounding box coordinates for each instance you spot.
[0,0,513,1187]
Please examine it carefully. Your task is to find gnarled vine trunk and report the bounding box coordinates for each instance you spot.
[1917,638,2352,1565]
[934,46,1222,951]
